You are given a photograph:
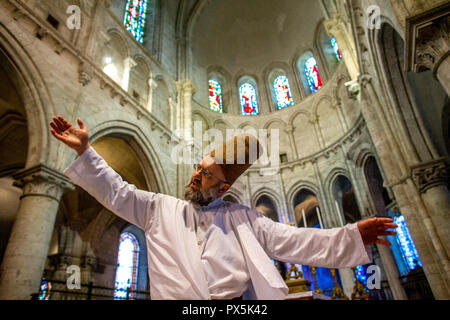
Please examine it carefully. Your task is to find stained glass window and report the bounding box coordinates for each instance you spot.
[273,75,294,110]
[38,280,51,300]
[239,83,259,115]
[114,232,140,300]
[208,79,223,113]
[124,0,148,44]
[330,37,342,62]
[355,265,368,284]
[393,214,422,271]
[305,57,323,94]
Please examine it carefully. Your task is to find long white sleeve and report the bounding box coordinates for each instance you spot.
[63,147,158,231]
[251,212,372,268]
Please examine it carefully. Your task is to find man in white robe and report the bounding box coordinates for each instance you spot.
[49,116,397,300]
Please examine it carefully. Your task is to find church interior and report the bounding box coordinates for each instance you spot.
[0,0,449,300]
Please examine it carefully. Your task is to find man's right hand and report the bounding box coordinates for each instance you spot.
[50,116,90,156]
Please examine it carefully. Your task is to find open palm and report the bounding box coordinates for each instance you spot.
[50,116,90,155]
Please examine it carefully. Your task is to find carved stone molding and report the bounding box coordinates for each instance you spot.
[81,256,98,270]
[13,165,74,202]
[405,3,450,74]
[411,159,448,193]
[78,62,93,86]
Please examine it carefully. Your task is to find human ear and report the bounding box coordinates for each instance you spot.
[216,183,230,198]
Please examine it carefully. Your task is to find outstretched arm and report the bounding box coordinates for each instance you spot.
[50,116,90,156]
[251,213,397,269]
[50,116,158,230]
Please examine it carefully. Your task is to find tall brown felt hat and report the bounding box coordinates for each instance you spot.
[209,134,264,186]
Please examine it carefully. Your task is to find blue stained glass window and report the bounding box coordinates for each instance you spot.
[208,79,223,113]
[330,37,342,62]
[305,57,323,94]
[38,280,51,300]
[355,265,368,284]
[393,214,422,271]
[114,232,140,300]
[124,0,148,44]
[239,83,259,115]
[273,75,294,110]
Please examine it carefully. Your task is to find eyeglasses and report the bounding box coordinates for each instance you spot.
[193,164,229,184]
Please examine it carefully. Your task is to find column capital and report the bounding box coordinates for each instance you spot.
[308,114,319,124]
[176,80,197,95]
[284,124,295,134]
[411,158,448,193]
[123,57,137,69]
[405,4,450,74]
[358,74,372,88]
[148,78,158,89]
[12,165,74,202]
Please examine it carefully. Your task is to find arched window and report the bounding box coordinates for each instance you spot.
[330,37,342,62]
[387,212,423,273]
[273,75,294,110]
[239,83,259,115]
[124,0,149,44]
[305,57,323,94]
[208,79,223,113]
[114,232,140,300]
[38,280,51,300]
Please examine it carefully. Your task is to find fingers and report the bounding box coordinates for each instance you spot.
[58,116,72,129]
[378,231,397,236]
[52,116,66,132]
[77,118,86,130]
[375,238,391,246]
[377,218,394,223]
[50,121,61,134]
[50,128,67,143]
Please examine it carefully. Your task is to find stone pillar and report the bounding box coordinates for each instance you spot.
[333,101,349,132]
[310,115,325,149]
[324,14,360,81]
[121,57,137,92]
[284,125,299,160]
[338,268,355,299]
[411,159,450,257]
[406,8,450,96]
[168,96,176,132]
[146,78,158,112]
[376,242,408,300]
[0,165,73,300]
[176,80,197,140]
[359,75,450,299]
[81,256,98,286]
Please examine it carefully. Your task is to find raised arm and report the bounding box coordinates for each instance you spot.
[50,116,157,230]
[251,212,396,269]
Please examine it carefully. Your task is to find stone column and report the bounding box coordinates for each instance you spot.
[0,165,73,300]
[324,14,360,81]
[121,57,137,92]
[333,101,349,132]
[376,242,408,300]
[177,80,197,140]
[359,75,450,299]
[310,115,325,149]
[411,159,450,257]
[284,125,299,160]
[406,10,450,96]
[81,256,98,286]
[338,268,355,299]
[168,96,176,132]
[146,78,158,112]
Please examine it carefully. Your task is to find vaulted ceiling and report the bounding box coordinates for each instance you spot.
[187,0,325,73]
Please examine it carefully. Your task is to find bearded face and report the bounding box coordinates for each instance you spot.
[183,181,222,207]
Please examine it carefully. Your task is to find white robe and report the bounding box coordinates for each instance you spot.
[64,147,372,300]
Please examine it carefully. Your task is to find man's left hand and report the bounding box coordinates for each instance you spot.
[357,217,398,246]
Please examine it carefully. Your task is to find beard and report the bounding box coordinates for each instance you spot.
[184,182,221,207]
